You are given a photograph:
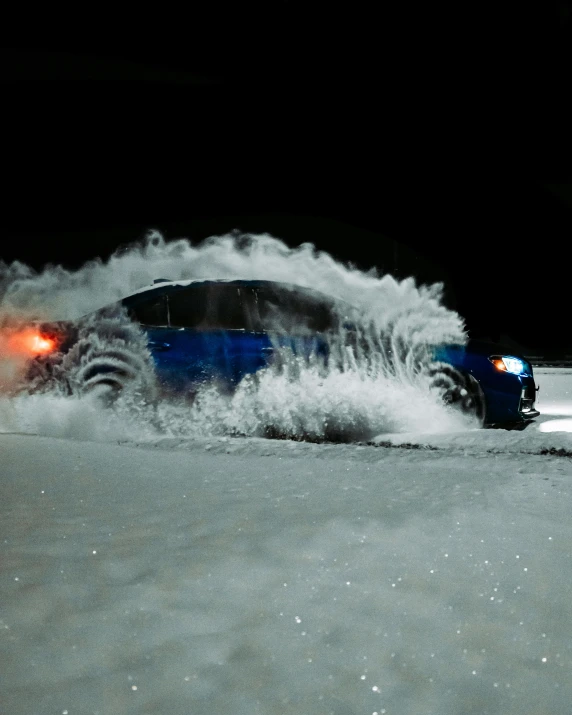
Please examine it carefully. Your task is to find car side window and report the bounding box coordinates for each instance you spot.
[168,284,248,330]
[293,292,336,332]
[247,285,283,331]
[168,287,208,328]
[251,285,336,333]
[127,295,169,326]
[203,285,247,329]
[126,284,339,332]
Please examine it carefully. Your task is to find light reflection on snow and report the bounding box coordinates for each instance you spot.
[537,405,572,416]
[539,418,572,433]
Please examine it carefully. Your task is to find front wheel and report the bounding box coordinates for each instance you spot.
[425,362,486,426]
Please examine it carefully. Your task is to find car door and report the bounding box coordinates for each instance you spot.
[123,291,188,390]
[126,282,334,395]
[163,283,276,391]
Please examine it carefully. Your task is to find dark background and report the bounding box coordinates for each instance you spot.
[2,3,571,354]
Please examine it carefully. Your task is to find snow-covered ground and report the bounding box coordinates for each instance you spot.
[2,233,572,713]
[2,367,572,715]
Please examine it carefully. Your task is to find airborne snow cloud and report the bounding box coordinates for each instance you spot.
[0,231,470,441]
[0,230,466,346]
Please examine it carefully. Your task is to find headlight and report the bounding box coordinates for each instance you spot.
[489,355,526,375]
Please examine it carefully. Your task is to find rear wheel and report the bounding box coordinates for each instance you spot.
[61,308,157,405]
[425,362,486,425]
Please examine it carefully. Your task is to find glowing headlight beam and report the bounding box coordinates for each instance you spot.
[501,356,525,375]
[489,355,526,375]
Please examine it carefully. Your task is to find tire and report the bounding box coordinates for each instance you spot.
[425,362,486,425]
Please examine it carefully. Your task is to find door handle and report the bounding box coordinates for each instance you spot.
[148,340,171,351]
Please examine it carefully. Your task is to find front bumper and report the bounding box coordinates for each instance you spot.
[519,380,539,419]
[519,408,540,419]
[481,373,540,426]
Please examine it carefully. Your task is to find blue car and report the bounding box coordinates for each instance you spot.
[23,278,539,428]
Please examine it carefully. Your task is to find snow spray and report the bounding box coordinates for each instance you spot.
[0,231,471,441]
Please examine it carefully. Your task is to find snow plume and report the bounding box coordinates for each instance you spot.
[158,356,474,442]
[0,231,465,343]
[1,358,473,444]
[0,231,469,442]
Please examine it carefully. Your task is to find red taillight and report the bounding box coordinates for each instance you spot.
[29,334,56,354]
[6,329,57,356]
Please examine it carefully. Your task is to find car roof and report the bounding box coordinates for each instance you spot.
[123,279,340,305]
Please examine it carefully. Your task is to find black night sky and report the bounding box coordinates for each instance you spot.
[2,5,571,354]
